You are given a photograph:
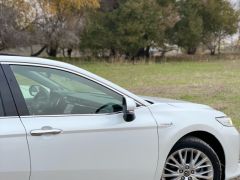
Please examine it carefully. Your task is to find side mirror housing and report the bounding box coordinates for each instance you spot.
[123,97,137,122]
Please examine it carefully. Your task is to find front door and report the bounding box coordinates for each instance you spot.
[0,65,30,180]
[8,64,158,180]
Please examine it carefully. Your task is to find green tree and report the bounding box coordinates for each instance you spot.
[81,0,176,59]
[167,0,204,54]
[167,0,239,55]
[201,0,239,55]
[80,11,117,57]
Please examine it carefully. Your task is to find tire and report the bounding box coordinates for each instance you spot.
[162,136,222,180]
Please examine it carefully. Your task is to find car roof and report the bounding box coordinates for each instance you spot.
[0,55,88,76]
[0,55,149,106]
[0,55,71,68]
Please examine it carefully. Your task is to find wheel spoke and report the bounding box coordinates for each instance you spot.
[191,176,198,180]
[164,167,178,174]
[197,169,213,175]
[195,164,212,170]
[183,149,188,164]
[190,149,194,164]
[169,155,182,167]
[178,150,185,164]
[174,177,182,180]
[192,151,201,166]
[166,162,179,168]
[195,157,208,168]
[162,173,180,178]
[193,174,213,179]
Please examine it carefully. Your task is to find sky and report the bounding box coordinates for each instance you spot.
[227,0,239,43]
[231,0,239,8]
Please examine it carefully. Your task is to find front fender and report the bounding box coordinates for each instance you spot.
[153,123,224,180]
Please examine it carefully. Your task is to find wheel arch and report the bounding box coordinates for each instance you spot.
[175,131,226,179]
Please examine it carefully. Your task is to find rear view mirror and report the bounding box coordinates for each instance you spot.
[123,97,137,122]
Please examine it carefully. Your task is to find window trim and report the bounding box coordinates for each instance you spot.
[0,92,4,116]
[0,64,18,116]
[4,62,144,117]
[1,64,29,116]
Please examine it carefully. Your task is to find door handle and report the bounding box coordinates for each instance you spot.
[30,128,62,136]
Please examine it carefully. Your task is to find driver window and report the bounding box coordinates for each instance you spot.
[11,65,123,116]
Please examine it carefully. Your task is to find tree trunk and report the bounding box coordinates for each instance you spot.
[47,46,58,57]
[135,47,150,60]
[210,48,215,56]
[31,45,47,57]
[160,50,166,58]
[67,48,73,58]
[125,52,130,60]
[187,47,197,55]
[62,48,66,57]
[136,48,145,59]
[110,47,116,58]
[217,37,221,55]
[145,46,150,58]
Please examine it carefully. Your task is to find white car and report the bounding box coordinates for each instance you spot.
[0,55,239,180]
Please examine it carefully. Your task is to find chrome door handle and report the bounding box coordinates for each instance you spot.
[30,128,62,136]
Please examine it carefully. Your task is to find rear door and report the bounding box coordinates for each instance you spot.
[0,64,30,180]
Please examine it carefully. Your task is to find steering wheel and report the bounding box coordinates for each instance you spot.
[29,85,49,114]
[95,103,123,114]
[47,91,67,114]
[95,103,116,114]
[33,87,49,101]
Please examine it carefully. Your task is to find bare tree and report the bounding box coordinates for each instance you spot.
[30,0,99,57]
[0,0,32,51]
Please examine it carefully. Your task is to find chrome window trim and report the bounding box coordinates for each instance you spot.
[0,116,19,119]
[3,61,146,117]
[20,112,124,119]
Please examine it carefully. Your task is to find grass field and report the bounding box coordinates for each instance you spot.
[61,58,240,128]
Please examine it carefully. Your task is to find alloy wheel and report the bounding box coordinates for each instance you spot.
[162,148,214,180]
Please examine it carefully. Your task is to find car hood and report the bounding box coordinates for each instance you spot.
[141,96,214,110]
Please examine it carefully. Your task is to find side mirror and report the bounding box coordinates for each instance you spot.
[123,97,137,122]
